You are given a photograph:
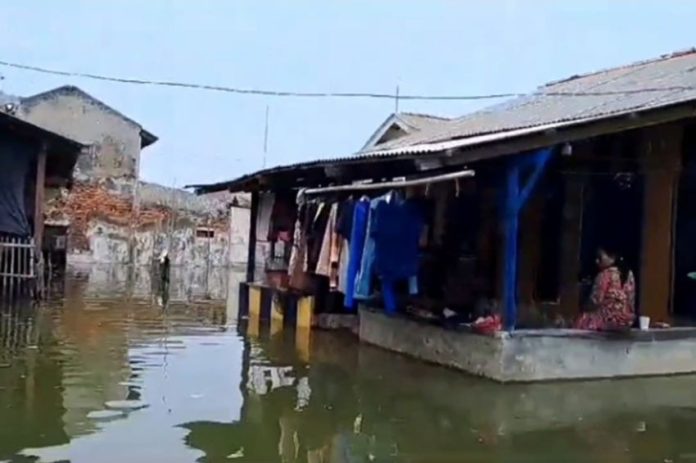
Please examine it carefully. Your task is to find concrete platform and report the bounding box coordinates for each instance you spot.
[358,308,696,382]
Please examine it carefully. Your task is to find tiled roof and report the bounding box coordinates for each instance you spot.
[364,49,696,152]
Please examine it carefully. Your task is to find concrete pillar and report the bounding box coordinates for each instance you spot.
[639,123,683,322]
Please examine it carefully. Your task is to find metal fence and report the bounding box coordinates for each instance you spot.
[0,235,37,299]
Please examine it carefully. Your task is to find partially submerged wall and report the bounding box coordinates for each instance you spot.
[359,308,696,382]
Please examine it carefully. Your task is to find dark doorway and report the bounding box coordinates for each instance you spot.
[43,225,68,277]
[673,124,696,319]
[579,173,644,311]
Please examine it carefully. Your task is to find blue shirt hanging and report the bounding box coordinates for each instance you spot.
[371,197,424,282]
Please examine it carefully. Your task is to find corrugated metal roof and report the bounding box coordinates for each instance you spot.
[365,49,696,152]
[191,49,696,193]
[396,112,451,131]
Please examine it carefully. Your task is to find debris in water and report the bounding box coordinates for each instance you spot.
[353,414,363,433]
[635,421,647,432]
[87,410,124,420]
[226,447,244,459]
[105,400,148,411]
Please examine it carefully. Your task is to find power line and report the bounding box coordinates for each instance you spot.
[1,58,695,101]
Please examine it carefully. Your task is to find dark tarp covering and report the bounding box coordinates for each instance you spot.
[0,135,35,236]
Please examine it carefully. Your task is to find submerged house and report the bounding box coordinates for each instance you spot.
[0,105,84,294]
[192,49,696,381]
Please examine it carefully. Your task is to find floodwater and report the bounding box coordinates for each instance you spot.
[2,268,696,462]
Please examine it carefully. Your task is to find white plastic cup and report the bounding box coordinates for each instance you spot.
[639,316,650,331]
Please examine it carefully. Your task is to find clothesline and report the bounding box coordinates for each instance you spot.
[301,169,476,196]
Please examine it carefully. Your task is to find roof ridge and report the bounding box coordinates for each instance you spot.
[542,47,696,88]
[398,111,451,121]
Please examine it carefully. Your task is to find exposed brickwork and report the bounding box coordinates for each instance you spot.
[45,183,229,255]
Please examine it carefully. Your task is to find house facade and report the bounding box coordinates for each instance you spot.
[192,49,696,381]
[3,85,235,268]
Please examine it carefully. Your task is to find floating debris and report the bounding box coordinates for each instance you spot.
[87,410,124,420]
[226,447,244,459]
[105,400,149,411]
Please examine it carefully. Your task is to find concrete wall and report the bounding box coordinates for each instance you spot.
[229,206,250,265]
[359,308,696,382]
[19,88,142,190]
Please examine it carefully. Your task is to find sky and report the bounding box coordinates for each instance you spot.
[1,1,695,187]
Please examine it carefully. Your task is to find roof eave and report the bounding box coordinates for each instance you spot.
[140,129,158,148]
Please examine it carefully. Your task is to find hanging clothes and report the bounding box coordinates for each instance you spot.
[337,238,350,294]
[372,198,424,281]
[316,204,338,277]
[335,198,356,240]
[288,203,308,290]
[256,192,275,242]
[305,202,331,273]
[354,195,424,314]
[353,195,386,301]
[344,199,370,310]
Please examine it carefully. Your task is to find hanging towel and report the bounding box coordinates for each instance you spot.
[337,238,350,294]
[305,203,331,272]
[354,195,387,301]
[256,192,275,242]
[344,200,370,310]
[316,203,338,278]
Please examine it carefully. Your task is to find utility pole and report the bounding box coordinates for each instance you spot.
[394,85,400,113]
[262,105,270,169]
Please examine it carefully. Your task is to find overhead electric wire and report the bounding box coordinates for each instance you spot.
[1,58,695,101]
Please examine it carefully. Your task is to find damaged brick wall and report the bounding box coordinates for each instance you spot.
[46,182,232,266]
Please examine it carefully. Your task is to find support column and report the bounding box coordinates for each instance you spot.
[639,123,682,322]
[502,164,521,330]
[246,191,259,283]
[33,143,47,249]
[502,148,553,330]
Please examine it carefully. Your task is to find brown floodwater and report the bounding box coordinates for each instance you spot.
[2,266,696,462]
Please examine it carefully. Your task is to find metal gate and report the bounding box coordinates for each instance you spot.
[0,235,37,299]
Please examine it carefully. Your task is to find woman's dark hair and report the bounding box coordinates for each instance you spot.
[598,244,631,285]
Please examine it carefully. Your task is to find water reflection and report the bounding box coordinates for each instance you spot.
[1,269,696,462]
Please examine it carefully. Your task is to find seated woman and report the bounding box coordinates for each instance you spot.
[574,246,636,331]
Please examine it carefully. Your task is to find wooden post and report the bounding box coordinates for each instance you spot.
[34,143,47,251]
[33,143,47,298]
[246,191,259,283]
[639,123,682,322]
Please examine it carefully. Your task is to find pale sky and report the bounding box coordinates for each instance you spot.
[0,1,694,187]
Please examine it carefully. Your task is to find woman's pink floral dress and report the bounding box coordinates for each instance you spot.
[574,266,635,331]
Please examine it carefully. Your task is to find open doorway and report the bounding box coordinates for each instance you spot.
[43,224,68,277]
[580,173,644,311]
[673,123,696,320]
